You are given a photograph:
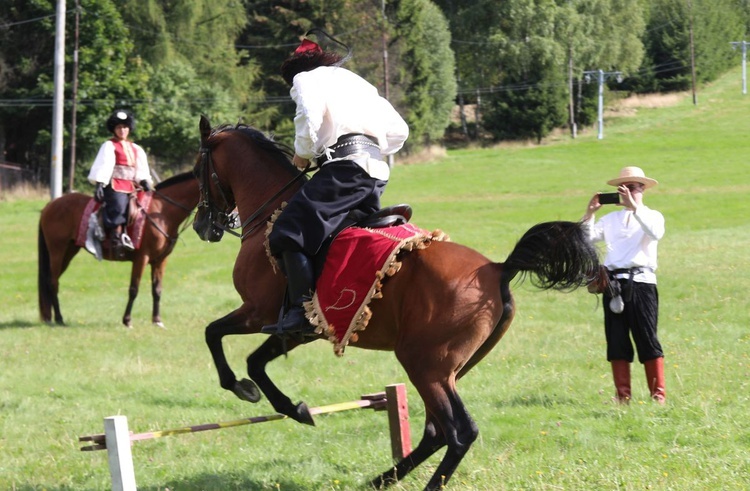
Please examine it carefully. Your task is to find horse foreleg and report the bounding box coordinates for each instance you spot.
[150,260,166,328]
[123,255,147,328]
[205,308,261,403]
[370,418,445,489]
[246,337,315,426]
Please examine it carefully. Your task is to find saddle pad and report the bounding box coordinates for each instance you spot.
[76,199,101,247]
[75,191,153,250]
[129,191,153,249]
[307,223,448,356]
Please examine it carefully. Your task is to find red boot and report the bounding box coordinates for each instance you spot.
[644,357,666,404]
[611,360,631,404]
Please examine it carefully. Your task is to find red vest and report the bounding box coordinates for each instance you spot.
[110,139,138,193]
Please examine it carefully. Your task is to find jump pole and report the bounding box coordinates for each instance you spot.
[79,383,411,490]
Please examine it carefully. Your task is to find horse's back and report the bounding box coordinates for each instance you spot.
[40,192,92,242]
[357,240,506,350]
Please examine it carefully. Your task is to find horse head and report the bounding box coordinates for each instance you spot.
[192,115,304,243]
[193,115,236,242]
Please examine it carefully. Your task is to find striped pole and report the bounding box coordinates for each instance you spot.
[80,392,388,451]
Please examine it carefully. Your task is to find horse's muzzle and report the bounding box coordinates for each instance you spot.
[193,210,225,242]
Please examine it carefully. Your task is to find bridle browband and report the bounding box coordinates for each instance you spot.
[196,142,310,241]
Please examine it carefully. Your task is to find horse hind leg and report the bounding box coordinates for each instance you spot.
[370,417,446,489]
[395,380,478,491]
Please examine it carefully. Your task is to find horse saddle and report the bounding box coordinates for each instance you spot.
[356,203,412,228]
[79,191,153,259]
[313,204,413,277]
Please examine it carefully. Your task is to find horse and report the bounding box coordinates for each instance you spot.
[192,116,600,491]
[38,171,200,328]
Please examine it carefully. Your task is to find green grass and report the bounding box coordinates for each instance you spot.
[2,67,750,490]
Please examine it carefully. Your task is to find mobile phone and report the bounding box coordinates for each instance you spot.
[598,192,620,205]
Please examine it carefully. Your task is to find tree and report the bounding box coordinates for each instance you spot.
[0,0,150,187]
[630,0,745,93]
[481,0,568,142]
[392,0,457,146]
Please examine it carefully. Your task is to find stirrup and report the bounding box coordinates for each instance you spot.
[120,233,135,250]
[261,306,316,336]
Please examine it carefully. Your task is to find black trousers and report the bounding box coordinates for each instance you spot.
[603,280,663,363]
[102,186,129,230]
[267,160,386,258]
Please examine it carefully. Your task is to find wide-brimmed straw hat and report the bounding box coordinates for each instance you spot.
[607,166,658,189]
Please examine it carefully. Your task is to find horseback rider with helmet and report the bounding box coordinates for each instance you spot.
[88,109,153,251]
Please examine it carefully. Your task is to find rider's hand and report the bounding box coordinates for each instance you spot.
[140,179,152,192]
[94,183,105,202]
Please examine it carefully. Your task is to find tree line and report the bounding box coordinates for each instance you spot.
[0,0,748,189]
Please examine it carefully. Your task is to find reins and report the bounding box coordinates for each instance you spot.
[132,186,198,262]
[198,144,311,242]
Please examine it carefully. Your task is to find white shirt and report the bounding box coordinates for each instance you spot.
[87,140,151,185]
[291,66,410,181]
[583,205,665,284]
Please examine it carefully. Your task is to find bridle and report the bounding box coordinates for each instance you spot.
[195,142,309,242]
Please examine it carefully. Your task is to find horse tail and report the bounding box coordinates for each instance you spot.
[501,221,599,291]
[38,221,53,322]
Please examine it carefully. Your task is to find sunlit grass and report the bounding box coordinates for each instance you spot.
[2,67,749,490]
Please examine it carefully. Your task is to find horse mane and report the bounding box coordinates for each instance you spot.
[155,171,196,190]
[208,123,299,176]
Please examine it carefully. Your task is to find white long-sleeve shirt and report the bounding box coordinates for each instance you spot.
[290,66,409,181]
[87,140,151,186]
[583,205,665,284]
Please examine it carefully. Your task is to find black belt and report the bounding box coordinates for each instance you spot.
[319,133,381,164]
[610,267,648,276]
[609,267,650,302]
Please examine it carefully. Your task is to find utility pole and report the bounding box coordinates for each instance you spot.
[688,0,698,105]
[583,69,622,140]
[50,0,66,199]
[730,41,749,94]
[568,45,577,139]
[381,0,393,167]
[68,0,80,192]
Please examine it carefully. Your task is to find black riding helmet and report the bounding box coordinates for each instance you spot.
[106,109,135,134]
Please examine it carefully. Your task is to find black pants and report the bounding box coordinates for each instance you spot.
[102,186,129,230]
[268,160,386,257]
[603,280,663,363]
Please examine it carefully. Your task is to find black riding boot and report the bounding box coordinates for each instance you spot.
[261,251,316,336]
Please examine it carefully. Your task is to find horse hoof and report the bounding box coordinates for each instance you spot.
[293,402,316,427]
[123,322,133,329]
[233,378,261,403]
[153,321,165,329]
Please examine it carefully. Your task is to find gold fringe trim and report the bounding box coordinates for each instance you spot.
[310,228,449,356]
[263,203,287,274]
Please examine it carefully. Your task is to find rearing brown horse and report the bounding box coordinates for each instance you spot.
[38,172,200,328]
[192,116,599,491]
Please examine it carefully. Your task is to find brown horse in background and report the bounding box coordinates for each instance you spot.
[192,116,599,491]
[38,172,200,328]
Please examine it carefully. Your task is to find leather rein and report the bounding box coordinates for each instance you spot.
[196,144,310,242]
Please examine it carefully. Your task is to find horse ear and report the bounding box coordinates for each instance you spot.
[199,115,211,146]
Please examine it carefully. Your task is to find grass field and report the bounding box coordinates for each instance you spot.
[2,68,749,491]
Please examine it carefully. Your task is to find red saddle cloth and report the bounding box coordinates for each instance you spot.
[306,223,448,356]
[75,191,153,250]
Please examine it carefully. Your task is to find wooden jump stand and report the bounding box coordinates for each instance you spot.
[79,383,412,491]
